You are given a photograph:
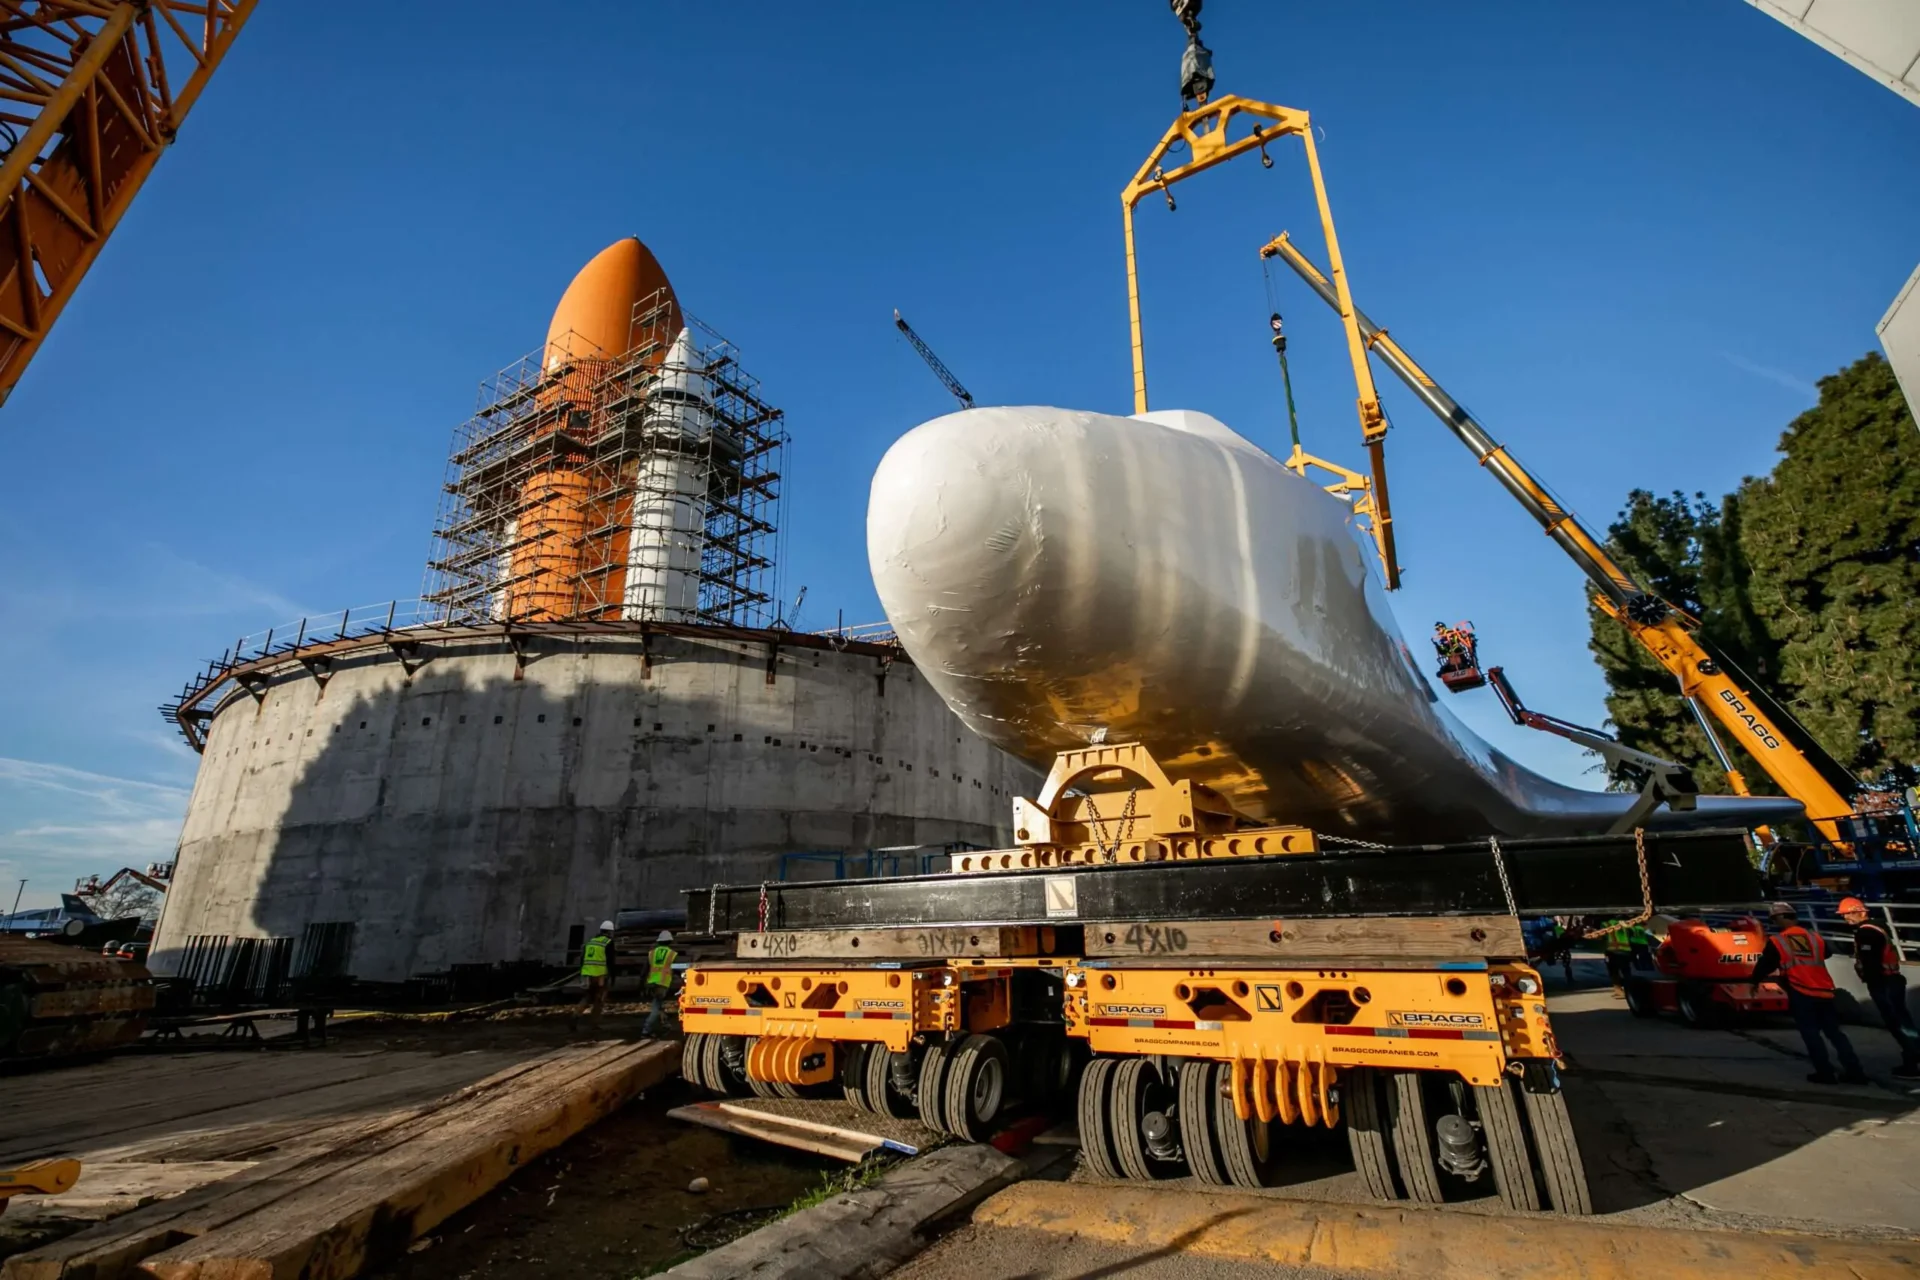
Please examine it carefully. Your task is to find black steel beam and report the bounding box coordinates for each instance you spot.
[685,829,1762,934]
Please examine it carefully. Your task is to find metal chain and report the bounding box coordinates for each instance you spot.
[706,883,720,936]
[1616,829,1655,929]
[1318,833,1391,851]
[1488,836,1518,918]
[756,881,770,934]
[1083,788,1139,863]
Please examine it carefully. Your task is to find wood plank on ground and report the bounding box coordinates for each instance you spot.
[0,1041,649,1280]
[134,1039,678,1280]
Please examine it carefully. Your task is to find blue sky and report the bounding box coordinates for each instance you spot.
[2,2,1915,909]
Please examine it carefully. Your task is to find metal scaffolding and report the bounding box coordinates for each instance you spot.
[424,290,787,627]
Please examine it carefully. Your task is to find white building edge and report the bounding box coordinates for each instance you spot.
[1745,0,1920,412]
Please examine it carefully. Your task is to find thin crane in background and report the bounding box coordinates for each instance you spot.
[893,309,975,408]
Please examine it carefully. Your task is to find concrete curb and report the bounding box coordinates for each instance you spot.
[661,1144,1022,1279]
[973,1181,1920,1279]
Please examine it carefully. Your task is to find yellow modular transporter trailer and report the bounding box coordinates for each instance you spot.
[680,745,1765,1213]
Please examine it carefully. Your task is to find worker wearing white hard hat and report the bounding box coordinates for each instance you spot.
[642,929,678,1039]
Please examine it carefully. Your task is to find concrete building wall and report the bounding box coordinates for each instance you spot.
[152,627,1042,983]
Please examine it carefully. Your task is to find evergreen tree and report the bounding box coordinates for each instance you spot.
[1735,352,1919,780]
[1587,352,1919,796]
[1586,490,1775,793]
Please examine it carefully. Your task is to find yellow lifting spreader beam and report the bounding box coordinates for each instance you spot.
[1123,95,1401,590]
[1260,232,1860,840]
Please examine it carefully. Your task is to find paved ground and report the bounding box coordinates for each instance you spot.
[901,1224,1342,1280]
[896,957,1920,1278]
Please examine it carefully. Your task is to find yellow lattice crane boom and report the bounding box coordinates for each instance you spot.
[0,0,257,406]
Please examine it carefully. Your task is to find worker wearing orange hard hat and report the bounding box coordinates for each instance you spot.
[1838,897,1920,1078]
[1751,902,1866,1084]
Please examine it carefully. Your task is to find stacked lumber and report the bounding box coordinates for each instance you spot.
[3,1038,678,1280]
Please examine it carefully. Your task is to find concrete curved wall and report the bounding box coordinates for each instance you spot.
[153,627,1042,983]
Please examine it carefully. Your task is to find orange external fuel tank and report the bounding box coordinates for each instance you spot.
[504,237,683,620]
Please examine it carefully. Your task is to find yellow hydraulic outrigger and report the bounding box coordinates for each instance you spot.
[1259,232,1859,841]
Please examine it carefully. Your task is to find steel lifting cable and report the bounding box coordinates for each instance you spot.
[1262,260,1304,450]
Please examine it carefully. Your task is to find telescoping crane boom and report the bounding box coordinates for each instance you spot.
[893,309,974,409]
[1260,232,1860,841]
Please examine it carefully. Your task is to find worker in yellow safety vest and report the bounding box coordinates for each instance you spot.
[642,930,678,1038]
[580,921,614,1018]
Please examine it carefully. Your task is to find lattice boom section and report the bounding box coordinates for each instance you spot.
[423,290,787,627]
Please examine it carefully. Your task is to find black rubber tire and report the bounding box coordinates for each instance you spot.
[917,1038,953,1134]
[1521,1086,1594,1215]
[944,1034,1011,1141]
[703,1033,731,1096]
[1344,1067,1398,1201]
[866,1043,912,1120]
[1624,980,1657,1019]
[1385,1071,1444,1204]
[1214,1066,1276,1189]
[1077,1057,1125,1180]
[1677,984,1716,1029]
[840,1041,873,1111]
[682,1032,708,1090]
[1475,1080,1543,1212]
[1109,1058,1161,1181]
[1179,1060,1230,1186]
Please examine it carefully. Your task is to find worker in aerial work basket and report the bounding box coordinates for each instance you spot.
[1752,902,1867,1085]
[641,930,679,1039]
[1840,897,1920,1078]
[580,921,614,1018]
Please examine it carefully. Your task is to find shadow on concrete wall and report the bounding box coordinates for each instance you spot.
[168,633,1023,985]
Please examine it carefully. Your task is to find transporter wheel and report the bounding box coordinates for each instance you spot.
[1343,1067,1398,1201]
[1178,1060,1230,1187]
[865,1042,915,1121]
[917,1037,956,1135]
[1014,1030,1074,1106]
[1521,1085,1593,1214]
[1077,1057,1126,1179]
[1384,1071,1444,1204]
[1105,1059,1175,1182]
[944,1034,1011,1141]
[702,1033,733,1096]
[1623,979,1657,1019]
[682,1033,709,1090]
[840,1042,873,1111]
[1474,1080,1543,1212]
[1213,1064,1277,1189]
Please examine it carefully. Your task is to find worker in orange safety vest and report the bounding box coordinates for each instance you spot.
[1839,896,1920,1078]
[1751,902,1866,1084]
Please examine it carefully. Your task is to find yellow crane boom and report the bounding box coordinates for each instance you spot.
[0,0,257,406]
[1260,231,1859,840]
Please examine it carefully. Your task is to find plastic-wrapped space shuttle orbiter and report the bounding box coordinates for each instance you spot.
[868,405,1804,842]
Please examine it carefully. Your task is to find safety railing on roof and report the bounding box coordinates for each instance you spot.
[160,599,445,747]
[1802,900,1920,964]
